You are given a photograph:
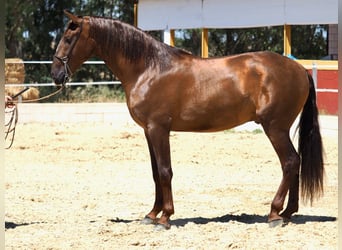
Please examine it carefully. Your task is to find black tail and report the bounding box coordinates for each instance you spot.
[298,72,324,204]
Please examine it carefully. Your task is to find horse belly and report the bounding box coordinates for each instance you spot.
[173,97,256,132]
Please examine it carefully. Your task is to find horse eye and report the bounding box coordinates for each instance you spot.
[68,22,78,31]
[65,37,72,44]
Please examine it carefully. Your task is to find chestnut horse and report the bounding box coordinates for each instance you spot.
[51,11,324,229]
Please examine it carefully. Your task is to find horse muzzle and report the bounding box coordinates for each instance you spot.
[51,56,72,85]
[51,68,68,85]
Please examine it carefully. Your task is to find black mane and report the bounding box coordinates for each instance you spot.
[88,16,191,70]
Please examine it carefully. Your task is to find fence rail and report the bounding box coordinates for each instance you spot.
[5,81,121,87]
[5,60,120,87]
[18,60,106,64]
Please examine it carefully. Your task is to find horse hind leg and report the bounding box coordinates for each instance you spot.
[263,125,300,227]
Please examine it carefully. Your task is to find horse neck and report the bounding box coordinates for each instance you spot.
[98,50,144,85]
[92,42,145,85]
[89,18,162,84]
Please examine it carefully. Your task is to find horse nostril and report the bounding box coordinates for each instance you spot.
[51,70,64,85]
[51,70,58,82]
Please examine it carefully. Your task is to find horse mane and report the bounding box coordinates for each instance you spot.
[88,16,191,70]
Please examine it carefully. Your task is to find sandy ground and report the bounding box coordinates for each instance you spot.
[5,120,338,249]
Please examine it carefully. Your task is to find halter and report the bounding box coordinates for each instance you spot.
[54,18,84,85]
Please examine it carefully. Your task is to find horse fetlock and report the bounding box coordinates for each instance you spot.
[280,206,297,219]
[157,216,171,230]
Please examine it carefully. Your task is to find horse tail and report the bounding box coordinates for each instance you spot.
[298,71,324,204]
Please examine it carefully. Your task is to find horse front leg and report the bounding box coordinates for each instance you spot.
[143,123,174,229]
[141,130,163,224]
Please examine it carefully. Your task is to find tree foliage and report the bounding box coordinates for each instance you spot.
[175,25,327,59]
[291,25,328,59]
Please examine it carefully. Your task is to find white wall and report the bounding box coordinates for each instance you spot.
[138,0,338,30]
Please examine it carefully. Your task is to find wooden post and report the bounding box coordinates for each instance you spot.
[284,25,291,56]
[134,1,138,27]
[170,29,175,47]
[201,28,208,58]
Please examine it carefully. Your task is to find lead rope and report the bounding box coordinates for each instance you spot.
[5,104,18,149]
[14,85,65,104]
[5,85,65,148]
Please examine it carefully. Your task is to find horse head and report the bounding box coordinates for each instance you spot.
[51,10,95,85]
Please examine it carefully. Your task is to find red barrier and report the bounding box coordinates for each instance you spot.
[308,69,338,115]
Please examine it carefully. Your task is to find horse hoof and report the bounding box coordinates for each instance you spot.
[268,218,284,228]
[154,223,171,231]
[141,216,155,225]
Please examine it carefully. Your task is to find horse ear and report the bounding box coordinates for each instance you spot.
[64,10,82,25]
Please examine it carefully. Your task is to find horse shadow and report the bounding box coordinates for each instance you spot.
[170,213,336,227]
[171,213,267,227]
[107,213,336,227]
[6,214,336,230]
[5,221,47,229]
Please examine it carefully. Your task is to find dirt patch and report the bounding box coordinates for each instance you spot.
[5,122,337,249]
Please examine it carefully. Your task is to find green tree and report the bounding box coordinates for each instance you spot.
[175,25,327,59]
[209,26,284,56]
[6,0,76,85]
[291,25,328,59]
